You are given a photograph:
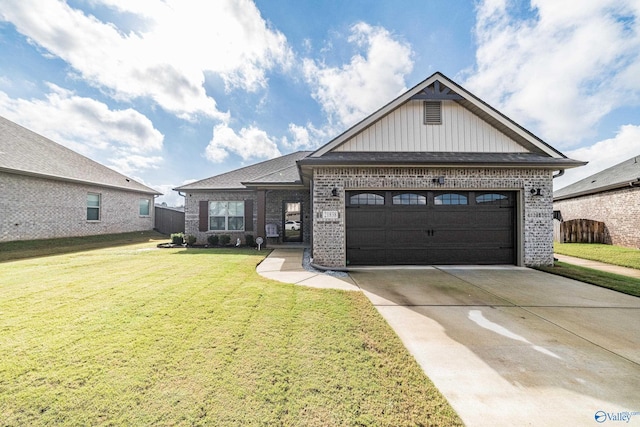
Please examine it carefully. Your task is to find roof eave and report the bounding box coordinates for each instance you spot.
[241,180,306,189]
[172,186,253,192]
[298,158,586,169]
[1,167,161,195]
[554,180,640,201]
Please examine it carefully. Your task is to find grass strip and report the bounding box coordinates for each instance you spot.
[0,238,461,426]
[554,243,640,270]
[535,261,640,297]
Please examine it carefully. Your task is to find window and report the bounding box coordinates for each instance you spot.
[349,193,384,205]
[434,193,468,205]
[424,101,442,125]
[139,199,150,216]
[476,193,509,205]
[393,193,427,205]
[209,201,244,231]
[87,193,100,220]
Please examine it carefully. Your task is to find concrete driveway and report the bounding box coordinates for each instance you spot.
[349,266,640,427]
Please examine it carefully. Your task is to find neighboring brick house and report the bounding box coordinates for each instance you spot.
[553,155,640,248]
[176,72,584,267]
[0,115,161,242]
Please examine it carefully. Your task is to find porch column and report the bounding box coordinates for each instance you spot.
[257,190,266,240]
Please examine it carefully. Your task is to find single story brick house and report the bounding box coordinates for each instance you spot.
[0,115,161,242]
[176,72,584,267]
[553,155,640,248]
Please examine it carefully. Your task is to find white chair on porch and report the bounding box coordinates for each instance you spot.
[265,223,279,244]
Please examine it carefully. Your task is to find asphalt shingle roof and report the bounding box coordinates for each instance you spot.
[554,155,640,200]
[0,115,160,195]
[174,151,311,190]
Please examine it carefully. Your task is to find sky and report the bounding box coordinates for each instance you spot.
[1,0,639,206]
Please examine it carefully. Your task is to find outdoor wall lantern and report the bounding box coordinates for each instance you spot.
[331,187,339,197]
[530,188,543,196]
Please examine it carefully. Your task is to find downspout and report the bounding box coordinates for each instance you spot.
[552,170,564,179]
[178,191,187,235]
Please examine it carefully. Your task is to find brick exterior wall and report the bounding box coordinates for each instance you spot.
[184,190,256,244]
[264,189,311,244]
[183,189,311,245]
[553,186,640,248]
[312,167,554,267]
[0,172,155,242]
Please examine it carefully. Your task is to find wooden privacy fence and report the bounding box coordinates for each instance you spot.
[155,206,185,235]
[560,219,606,243]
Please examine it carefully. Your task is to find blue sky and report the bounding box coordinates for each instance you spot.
[1,0,639,206]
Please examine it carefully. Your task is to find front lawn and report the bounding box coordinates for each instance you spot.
[0,236,461,426]
[554,243,640,270]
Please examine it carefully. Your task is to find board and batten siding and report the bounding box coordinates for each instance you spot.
[334,100,529,153]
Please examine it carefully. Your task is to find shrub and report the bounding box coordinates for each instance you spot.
[171,233,184,245]
[219,234,231,246]
[245,234,255,247]
[207,235,219,246]
[186,235,197,245]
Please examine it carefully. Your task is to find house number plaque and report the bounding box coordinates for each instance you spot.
[322,210,339,220]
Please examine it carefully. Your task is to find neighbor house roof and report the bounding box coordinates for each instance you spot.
[554,155,640,201]
[174,151,311,191]
[0,115,160,195]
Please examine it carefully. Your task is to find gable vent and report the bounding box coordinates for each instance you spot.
[424,101,442,125]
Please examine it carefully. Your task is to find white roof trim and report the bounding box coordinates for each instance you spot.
[311,72,565,159]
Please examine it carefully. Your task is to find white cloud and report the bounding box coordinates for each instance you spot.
[280,122,334,151]
[303,22,414,129]
[465,0,640,145]
[0,0,292,120]
[554,124,640,190]
[205,123,281,163]
[0,85,164,170]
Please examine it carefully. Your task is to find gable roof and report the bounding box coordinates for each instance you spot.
[309,72,581,167]
[554,155,640,201]
[174,151,311,191]
[0,115,161,195]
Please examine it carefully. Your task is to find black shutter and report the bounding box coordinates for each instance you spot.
[244,199,254,231]
[199,201,209,232]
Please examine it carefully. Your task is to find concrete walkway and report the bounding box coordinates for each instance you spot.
[555,253,640,278]
[256,248,359,291]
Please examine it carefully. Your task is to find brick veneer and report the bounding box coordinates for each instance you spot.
[0,172,155,242]
[184,189,311,245]
[553,186,640,248]
[184,190,256,244]
[312,167,554,267]
[263,190,311,244]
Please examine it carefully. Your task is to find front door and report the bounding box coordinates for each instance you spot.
[283,201,302,242]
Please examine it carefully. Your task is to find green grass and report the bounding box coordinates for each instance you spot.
[536,261,640,297]
[0,235,461,426]
[554,243,640,270]
[0,231,166,263]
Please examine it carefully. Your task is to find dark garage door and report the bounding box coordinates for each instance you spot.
[346,190,516,265]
